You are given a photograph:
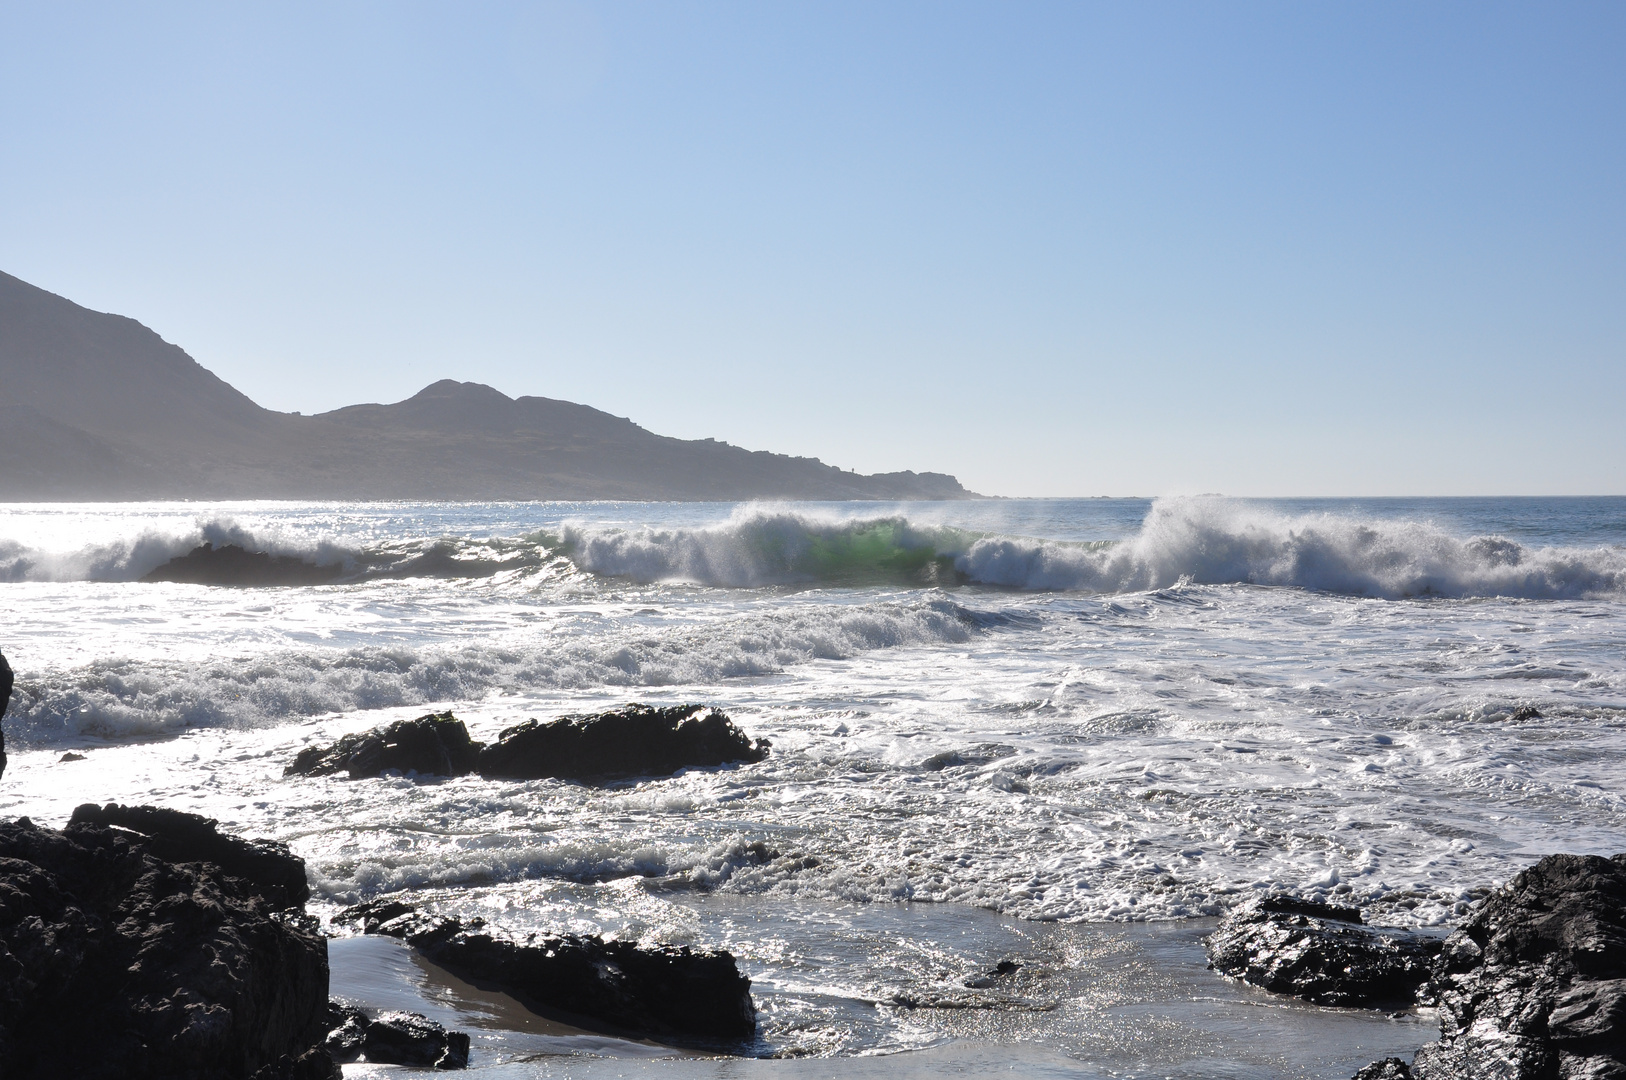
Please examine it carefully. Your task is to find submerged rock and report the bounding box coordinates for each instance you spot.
[69,801,310,910]
[324,1004,468,1069]
[285,704,770,785]
[1206,894,1441,1007]
[475,703,770,782]
[142,542,345,587]
[1400,853,1626,1080]
[285,712,481,780]
[338,903,756,1044]
[0,647,10,780]
[0,811,333,1079]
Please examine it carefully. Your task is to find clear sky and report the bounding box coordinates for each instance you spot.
[2,2,1622,497]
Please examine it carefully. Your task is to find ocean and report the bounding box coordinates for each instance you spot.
[2,496,1624,1077]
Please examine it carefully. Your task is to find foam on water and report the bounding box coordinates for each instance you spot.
[560,498,1626,599]
[1,497,1624,1040]
[4,597,978,746]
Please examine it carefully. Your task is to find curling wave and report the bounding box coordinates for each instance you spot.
[0,516,563,584]
[560,499,1626,599]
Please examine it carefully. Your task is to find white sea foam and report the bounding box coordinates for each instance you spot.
[560,499,1626,599]
[4,598,977,747]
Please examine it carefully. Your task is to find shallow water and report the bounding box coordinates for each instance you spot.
[2,496,1623,1073]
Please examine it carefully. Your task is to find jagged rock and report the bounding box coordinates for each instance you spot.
[1352,1060,1413,1080]
[285,712,481,780]
[1400,853,1626,1080]
[338,903,756,1043]
[323,1004,467,1069]
[331,897,418,934]
[69,802,310,910]
[475,703,770,783]
[1206,894,1441,1007]
[0,813,332,1079]
[0,647,11,780]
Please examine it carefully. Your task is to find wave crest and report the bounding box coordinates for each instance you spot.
[560,500,1626,599]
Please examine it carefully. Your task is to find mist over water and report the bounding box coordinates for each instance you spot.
[2,496,1624,1059]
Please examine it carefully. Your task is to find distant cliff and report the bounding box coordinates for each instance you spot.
[0,271,976,501]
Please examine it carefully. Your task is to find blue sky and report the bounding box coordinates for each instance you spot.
[2,2,1621,496]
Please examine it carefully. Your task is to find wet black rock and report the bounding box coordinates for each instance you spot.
[1206,894,1441,1007]
[142,542,345,587]
[324,1004,468,1069]
[286,704,771,786]
[57,752,85,763]
[1398,853,1626,1080]
[70,801,310,910]
[475,703,770,783]
[0,647,11,780]
[341,903,757,1044]
[0,812,333,1079]
[332,897,418,933]
[1352,1059,1413,1080]
[285,712,481,780]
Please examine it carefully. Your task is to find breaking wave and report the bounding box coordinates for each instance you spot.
[0,516,561,584]
[3,500,1623,600]
[561,499,1626,599]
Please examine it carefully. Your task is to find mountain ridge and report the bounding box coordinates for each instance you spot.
[0,271,977,501]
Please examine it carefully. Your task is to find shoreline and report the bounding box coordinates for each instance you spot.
[328,903,1437,1078]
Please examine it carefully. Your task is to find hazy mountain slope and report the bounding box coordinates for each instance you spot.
[0,273,975,500]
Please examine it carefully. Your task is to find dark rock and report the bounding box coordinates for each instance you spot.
[0,812,331,1079]
[285,712,481,780]
[323,1004,370,1063]
[322,1005,467,1069]
[69,802,310,910]
[1402,853,1626,1080]
[331,897,419,934]
[142,542,345,587]
[1206,893,1441,1007]
[57,752,85,763]
[250,1045,342,1080]
[475,703,770,783]
[342,903,756,1044]
[1352,1059,1413,1080]
[0,647,11,780]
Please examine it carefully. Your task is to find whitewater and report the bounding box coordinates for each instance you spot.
[2,495,1624,1074]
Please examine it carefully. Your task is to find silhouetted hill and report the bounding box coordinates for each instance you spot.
[0,271,976,501]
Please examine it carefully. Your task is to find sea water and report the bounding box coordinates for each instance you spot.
[1,496,1623,1075]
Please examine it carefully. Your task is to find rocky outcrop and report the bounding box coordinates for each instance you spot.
[1403,853,1626,1080]
[336,901,756,1044]
[69,802,310,910]
[0,648,11,780]
[0,812,333,1079]
[284,713,480,780]
[1206,894,1442,1007]
[325,1005,469,1069]
[142,543,345,587]
[475,704,770,782]
[286,705,769,784]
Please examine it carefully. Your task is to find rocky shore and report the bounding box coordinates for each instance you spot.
[1207,855,1626,1080]
[0,799,759,1076]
